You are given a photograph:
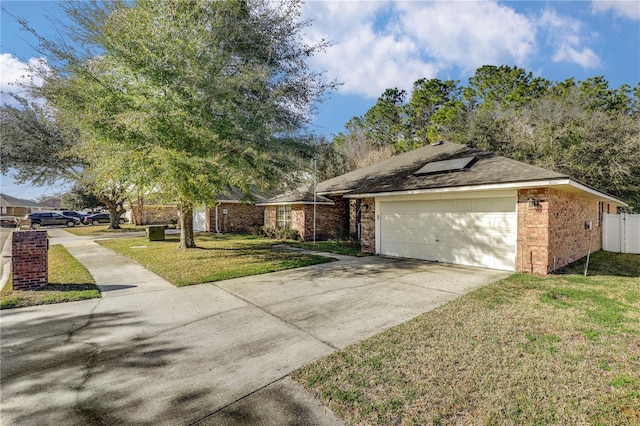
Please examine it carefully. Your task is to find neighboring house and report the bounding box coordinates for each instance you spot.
[0,193,50,217]
[258,185,349,241]
[207,189,268,233]
[315,141,627,275]
[128,201,178,226]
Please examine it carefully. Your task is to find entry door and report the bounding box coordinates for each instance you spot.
[379,197,516,271]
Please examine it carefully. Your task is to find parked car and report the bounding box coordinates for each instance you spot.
[24,212,81,229]
[0,216,19,228]
[83,212,128,226]
[61,210,90,222]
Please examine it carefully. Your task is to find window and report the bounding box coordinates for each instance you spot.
[276,205,291,229]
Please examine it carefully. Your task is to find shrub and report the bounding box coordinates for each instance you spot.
[260,226,301,241]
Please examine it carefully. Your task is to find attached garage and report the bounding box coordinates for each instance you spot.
[377,193,517,271]
[316,141,628,274]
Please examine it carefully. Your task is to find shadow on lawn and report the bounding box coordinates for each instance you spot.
[1,309,212,425]
[560,251,640,277]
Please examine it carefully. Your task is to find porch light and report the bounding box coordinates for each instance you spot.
[528,197,540,209]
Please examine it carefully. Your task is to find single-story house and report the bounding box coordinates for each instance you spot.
[257,185,349,241]
[315,141,627,275]
[0,193,52,217]
[206,189,269,233]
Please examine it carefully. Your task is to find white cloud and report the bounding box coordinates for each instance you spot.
[398,2,537,71]
[538,9,601,69]
[592,0,640,20]
[303,1,537,98]
[0,53,48,104]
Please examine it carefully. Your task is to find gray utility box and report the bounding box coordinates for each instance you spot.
[146,225,165,241]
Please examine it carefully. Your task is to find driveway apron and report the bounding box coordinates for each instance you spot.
[1,229,509,425]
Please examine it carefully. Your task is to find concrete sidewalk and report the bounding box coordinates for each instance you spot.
[1,229,508,425]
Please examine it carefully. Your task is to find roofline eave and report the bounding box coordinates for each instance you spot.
[339,179,627,206]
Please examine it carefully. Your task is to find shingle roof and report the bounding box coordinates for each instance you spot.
[257,185,334,205]
[215,188,275,203]
[316,141,568,196]
[0,193,46,208]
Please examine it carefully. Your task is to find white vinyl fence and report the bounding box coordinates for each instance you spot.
[603,213,640,254]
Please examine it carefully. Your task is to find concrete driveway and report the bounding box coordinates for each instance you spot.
[1,238,509,425]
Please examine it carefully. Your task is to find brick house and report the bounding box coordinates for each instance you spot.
[315,141,626,274]
[207,190,268,233]
[126,190,266,232]
[1,193,51,217]
[258,186,350,241]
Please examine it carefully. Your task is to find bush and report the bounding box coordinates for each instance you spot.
[259,226,301,241]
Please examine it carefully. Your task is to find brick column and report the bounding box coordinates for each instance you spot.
[11,231,48,290]
[360,197,376,254]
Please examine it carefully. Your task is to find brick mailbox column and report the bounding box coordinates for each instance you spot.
[12,231,48,290]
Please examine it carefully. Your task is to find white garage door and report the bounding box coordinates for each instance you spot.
[379,197,516,271]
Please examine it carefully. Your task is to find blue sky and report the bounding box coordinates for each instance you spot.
[1,0,639,200]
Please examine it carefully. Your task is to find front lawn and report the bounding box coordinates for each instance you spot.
[64,224,147,236]
[292,251,640,425]
[97,233,334,287]
[1,245,100,309]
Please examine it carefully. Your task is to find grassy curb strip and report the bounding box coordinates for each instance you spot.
[97,234,335,287]
[292,252,640,425]
[1,245,100,309]
[64,224,147,236]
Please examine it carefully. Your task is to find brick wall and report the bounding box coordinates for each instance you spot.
[264,205,277,228]
[349,199,361,238]
[208,203,265,233]
[360,197,376,253]
[517,188,602,274]
[131,205,178,225]
[12,231,48,290]
[262,198,350,241]
[547,188,602,271]
[300,196,350,241]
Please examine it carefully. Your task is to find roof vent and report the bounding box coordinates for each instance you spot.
[414,156,477,176]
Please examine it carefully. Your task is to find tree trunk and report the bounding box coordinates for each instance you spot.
[178,203,196,249]
[102,198,124,230]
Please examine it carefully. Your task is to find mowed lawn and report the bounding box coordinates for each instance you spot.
[64,224,146,236]
[1,245,100,309]
[293,251,640,425]
[97,233,335,287]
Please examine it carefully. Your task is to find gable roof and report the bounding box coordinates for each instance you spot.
[316,141,626,206]
[257,185,334,206]
[0,193,46,208]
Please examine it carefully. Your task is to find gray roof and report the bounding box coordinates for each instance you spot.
[316,142,568,196]
[258,185,334,205]
[216,188,275,203]
[0,193,46,208]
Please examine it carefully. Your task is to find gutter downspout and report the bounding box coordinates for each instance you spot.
[215,204,220,233]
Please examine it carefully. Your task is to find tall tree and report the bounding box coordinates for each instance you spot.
[21,0,334,248]
[362,88,408,152]
[463,65,550,111]
[407,78,463,144]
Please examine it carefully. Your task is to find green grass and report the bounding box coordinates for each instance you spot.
[97,233,335,287]
[64,223,147,236]
[292,251,640,425]
[286,240,368,257]
[1,245,100,309]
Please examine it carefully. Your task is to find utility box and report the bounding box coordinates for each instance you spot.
[146,225,165,241]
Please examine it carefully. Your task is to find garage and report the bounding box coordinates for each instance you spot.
[378,195,517,271]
